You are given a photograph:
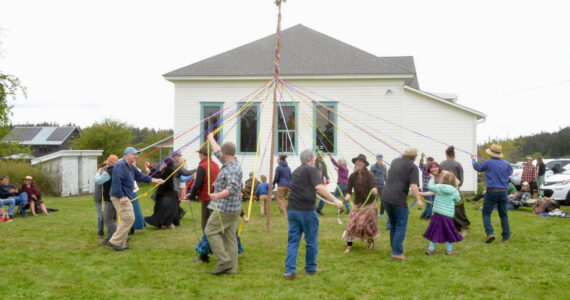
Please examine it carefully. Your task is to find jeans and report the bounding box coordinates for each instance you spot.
[94,184,104,236]
[316,198,325,212]
[334,184,350,211]
[13,193,29,216]
[420,187,434,218]
[103,201,117,242]
[482,191,510,240]
[285,210,319,275]
[95,198,104,236]
[384,203,409,255]
[1,197,16,216]
[536,175,545,197]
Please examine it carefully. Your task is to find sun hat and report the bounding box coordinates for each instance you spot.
[124,147,140,155]
[485,144,504,158]
[25,175,33,180]
[351,154,369,167]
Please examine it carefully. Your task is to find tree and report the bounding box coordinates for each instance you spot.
[0,71,29,157]
[71,119,135,163]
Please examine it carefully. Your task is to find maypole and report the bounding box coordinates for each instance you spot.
[266,0,285,232]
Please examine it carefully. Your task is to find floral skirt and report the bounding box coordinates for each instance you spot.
[342,202,379,242]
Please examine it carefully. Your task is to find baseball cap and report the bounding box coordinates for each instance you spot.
[124,147,140,155]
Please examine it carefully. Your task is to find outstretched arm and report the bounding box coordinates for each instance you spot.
[207,133,221,153]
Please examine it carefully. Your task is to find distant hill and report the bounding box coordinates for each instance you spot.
[478,126,570,162]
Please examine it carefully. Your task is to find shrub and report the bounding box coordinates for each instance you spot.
[0,160,59,196]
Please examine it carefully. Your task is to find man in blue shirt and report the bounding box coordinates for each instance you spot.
[471,144,513,243]
[106,147,164,251]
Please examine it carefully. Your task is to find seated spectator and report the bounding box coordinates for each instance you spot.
[0,207,12,222]
[0,176,28,218]
[21,175,48,216]
[241,171,260,201]
[508,181,530,210]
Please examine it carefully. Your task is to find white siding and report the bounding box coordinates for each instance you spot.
[403,89,478,192]
[173,78,480,193]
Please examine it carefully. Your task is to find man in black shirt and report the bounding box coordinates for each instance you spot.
[284,149,343,280]
[381,148,423,260]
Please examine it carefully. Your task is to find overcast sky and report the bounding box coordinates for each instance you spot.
[1,0,569,143]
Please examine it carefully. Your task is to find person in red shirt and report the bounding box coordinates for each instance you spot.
[187,145,220,231]
[521,157,537,198]
[21,176,49,216]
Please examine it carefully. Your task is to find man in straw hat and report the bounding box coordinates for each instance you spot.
[378,147,424,261]
[472,144,513,243]
[204,133,243,275]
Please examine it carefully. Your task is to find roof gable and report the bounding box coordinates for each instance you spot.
[164,24,419,89]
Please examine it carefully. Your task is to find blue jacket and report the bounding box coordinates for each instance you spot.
[472,158,513,189]
[110,159,153,199]
[370,163,387,187]
[273,160,291,187]
[255,182,269,197]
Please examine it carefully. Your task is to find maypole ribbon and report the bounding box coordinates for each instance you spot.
[239,78,272,236]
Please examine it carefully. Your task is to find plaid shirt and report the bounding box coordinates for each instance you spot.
[419,162,430,189]
[522,163,537,183]
[208,150,243,214]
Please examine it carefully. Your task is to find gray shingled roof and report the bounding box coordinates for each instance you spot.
[164,24,419,89]
[5,126,79,146]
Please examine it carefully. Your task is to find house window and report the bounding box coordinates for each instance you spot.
[201,102,224,144]
[314,102,337,154]
[276,103,297,154]
[237,102,259,153]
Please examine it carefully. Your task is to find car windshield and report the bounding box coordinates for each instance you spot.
[546,160,570,170]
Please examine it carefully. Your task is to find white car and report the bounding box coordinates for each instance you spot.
[510,163,524,188]
[539,170,570,204]
[544,159,570,178]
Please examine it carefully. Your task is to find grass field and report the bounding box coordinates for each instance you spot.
[1,187,569,299]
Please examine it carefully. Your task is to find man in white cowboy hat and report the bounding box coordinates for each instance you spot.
[472,144,513,243]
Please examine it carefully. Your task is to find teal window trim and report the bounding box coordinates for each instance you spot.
[313,101,338,155]
[275,102,298,155]
[236,101,260,155]
[200,102,224,144]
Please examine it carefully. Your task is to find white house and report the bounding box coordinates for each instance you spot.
[164,24,485,192]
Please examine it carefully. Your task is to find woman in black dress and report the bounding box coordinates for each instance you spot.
[145,161,183,229]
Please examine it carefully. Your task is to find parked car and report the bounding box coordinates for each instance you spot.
[539,169,570,204]
[544,159,570,178]
[510,163,524,188]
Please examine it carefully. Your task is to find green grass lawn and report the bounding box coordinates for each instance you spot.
[1,187,569,299]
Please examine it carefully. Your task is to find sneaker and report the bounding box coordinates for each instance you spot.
[105,240,124,251]
[284,273,298,280]
[485,235,496,243]
[391,254,406,261]
[306,268,324,276]
[425,249,435,255]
